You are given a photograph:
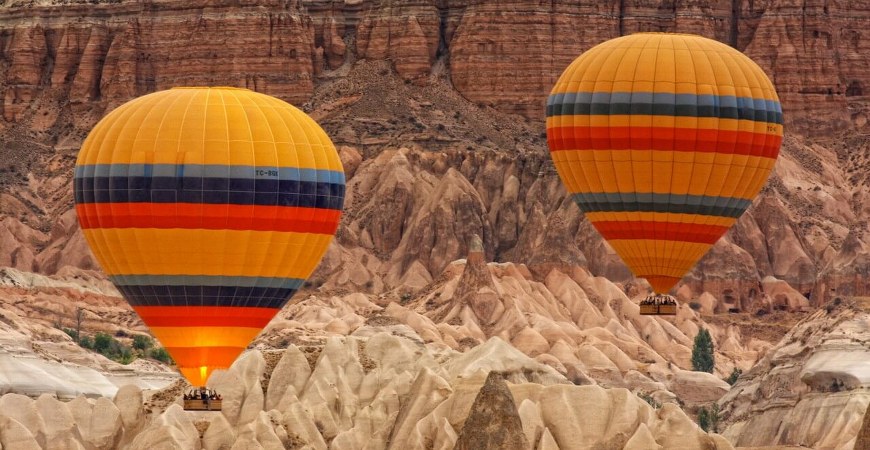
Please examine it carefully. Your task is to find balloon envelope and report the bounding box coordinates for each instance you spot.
[74,87,345,385]
[546,33,782,293]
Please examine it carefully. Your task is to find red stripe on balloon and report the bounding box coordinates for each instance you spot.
[547,126,781,158]
[133,306,278,328]
[76,203,341,234]
[592,220,729,244]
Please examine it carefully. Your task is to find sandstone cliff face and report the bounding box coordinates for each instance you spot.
[721,299,870,450]
[0,0,316,130]
[2,0,869,135]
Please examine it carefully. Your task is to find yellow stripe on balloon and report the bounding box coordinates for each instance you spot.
[608,239,711,267]
[82,228,332,278]
[552,152,776,196]
[76,88,342,173]
[149,326,263,348]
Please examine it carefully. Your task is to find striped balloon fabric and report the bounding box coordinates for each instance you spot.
[74,87,345,386]
[546,33,782,294]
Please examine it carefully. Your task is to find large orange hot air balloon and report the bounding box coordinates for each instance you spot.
[74,87,344,386]
[546,33,782,308]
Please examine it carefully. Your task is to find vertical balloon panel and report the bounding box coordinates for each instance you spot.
[74,88,345,386]
[546,34,782,294]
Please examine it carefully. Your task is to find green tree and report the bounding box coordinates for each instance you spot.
[63,328,78,340]
[132,335,153,352]
[79,335,93,349]
[698,407,710,431]
[637,392,661,409]
[149,347,173,364]
[698,404,720,432]
[93,332,113,354]
[118,347,134,365]
[691,328,715,373]
[726,367,742,385]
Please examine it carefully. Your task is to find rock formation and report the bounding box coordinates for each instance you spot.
[721,299,870,449]
[453,371,528,450]
[0,333,734,449]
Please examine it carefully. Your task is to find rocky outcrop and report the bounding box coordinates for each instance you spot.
[0,333,732,450]
[721,299,870,449]
[1,0,867,134]
[1,0,316,132]
[454,371,528,450]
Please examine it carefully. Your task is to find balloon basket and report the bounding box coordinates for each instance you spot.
[639,294,677,316]
[183,388,222,411]
[183,399,222,411]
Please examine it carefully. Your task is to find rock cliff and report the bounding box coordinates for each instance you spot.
[1,0,868,134]
[721,298,870,449]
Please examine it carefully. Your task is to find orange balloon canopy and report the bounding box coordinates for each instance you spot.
[74,87,344,385]
[546,33,782,293]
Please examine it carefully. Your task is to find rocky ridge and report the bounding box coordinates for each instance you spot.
[0,332,735,449]
[0,0,868,134]
[721,298,870,449]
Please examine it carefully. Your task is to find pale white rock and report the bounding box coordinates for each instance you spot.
[517,398,544,447]
[113,384,144,431]
[0,393,45,446]
[0,416,41,450]
[537,427,558,450]
[265,345,311,412]
[282,401,328,450]
[68,396,123,449]
[229,434,264,450]
[801,348,870,391]
[212,351,266,428]
[511,327,550,356]
[202,413,235,450]
[535,385,654,449]
[387,367,452,450]
[443,337,564,384]
[325,318,350,335]
[126,404,201,450]
[383,303,444,345]
[624,423,662,450]
[667,369,730,407]
[254,411,285,449]
[34,394,83,450]
[652,403,728,449]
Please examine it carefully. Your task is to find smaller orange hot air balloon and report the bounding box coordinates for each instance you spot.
[546,33,783,315]
[74,87,345,396]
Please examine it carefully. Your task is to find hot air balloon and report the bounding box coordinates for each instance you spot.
[74,87,345,399]
[546,33,782,315]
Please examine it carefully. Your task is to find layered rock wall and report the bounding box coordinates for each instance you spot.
[2,0,869,133]
[0,0,317,128]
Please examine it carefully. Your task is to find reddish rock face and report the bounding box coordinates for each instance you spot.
[2,0,868,134]
[447,0,869,134]
[0,1,316,128]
